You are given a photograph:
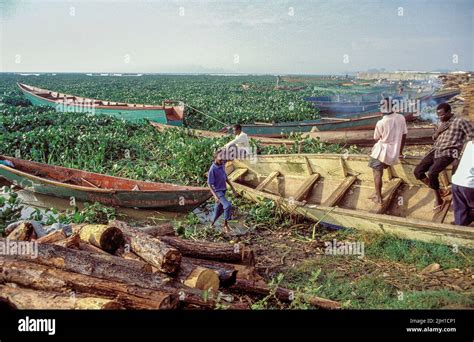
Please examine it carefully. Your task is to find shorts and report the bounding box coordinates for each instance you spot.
[368,157,389,171]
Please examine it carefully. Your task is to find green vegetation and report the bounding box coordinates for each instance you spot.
[0,187,23,234]
[0,74,366,131]
[280,257,472,309]
[0,74,357,186]
[363,233,472,270]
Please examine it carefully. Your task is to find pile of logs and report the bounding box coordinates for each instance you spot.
[0,220,340,310]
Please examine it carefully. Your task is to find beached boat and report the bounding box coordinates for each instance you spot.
[305,90,433,116]
[17,83,184,125]
[306,88,458,116]
[240,111,417,138]
[303,126,436,146]
[227,154,473,248]
[0,156,210,211]
[424,88,460,106]
[150,122,295,147]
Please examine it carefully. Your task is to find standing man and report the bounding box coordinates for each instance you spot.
[223,124,250,160]
[414,103,473,213]
[451,140,474,226]
[369,97,407,204]
[207,150,238,234]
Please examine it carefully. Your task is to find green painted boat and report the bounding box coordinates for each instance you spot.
[0,156,211,211]
[17,83,184,125]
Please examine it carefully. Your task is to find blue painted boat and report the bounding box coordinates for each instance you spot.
[422,89,460,107]
[241,111,416,138]
[306,90,434,116]
[18,83,184,125]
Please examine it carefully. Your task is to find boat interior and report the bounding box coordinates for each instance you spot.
[228,154,461,225]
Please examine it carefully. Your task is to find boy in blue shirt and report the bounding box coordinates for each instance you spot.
[207,150,238,234]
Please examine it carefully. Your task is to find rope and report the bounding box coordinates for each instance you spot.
[181,102,229,127]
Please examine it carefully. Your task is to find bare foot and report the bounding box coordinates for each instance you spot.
[221,224,232,235]
[433,202,444,214]
[371,195,383,204]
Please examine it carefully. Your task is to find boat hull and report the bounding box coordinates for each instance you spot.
[303,126,435,146]
[18,83,183,126]
[0,158,210,211]
[150,122,296,147]
[242,112,416,138]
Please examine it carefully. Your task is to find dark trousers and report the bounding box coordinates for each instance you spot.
[414,151,455,190]
[452,184,474,226]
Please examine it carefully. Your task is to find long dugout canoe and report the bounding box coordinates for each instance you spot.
[302,126,436,146]
[150,122,295,147]
[17,83,184,125]
[240,111,417,138]
[305,89,460,117]
[0,156,211,211]
[226,154,474,248]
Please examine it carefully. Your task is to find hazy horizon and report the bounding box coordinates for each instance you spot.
[1,0,473,74]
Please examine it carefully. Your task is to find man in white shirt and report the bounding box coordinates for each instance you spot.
[223,124,250,160]
[451,140,474,226]
[368,98,407,204]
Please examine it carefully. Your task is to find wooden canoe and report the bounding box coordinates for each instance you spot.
[423,88,460,106]
[226,154,474,248]
[17,83,184,125]
[306,90,433,116]
[240,111,417,138]
[302,126,436,146]
[0,156,211,211]
[150,122,296,147]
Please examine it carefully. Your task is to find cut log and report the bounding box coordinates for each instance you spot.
[175,261,219,291]
[181,257,264,287]
[0,239,231,309]
[110,220,181,274]
[141,223,175,237]
[0,258,178,309]
[231,279,341,310]
[112,220,254,265]
[114,246,153,272]
[0,239,167,289]
[78,241,111,256]
[78,224,124,253]
[36,229,66,244]
[0,297,16,310]
[53,232,80,249]
[0,285,124,309]
[159,236,255,265]
[7,222,34,241]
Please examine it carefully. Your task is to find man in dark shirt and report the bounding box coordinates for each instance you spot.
[207,150,238,234]
[414,103,473,213]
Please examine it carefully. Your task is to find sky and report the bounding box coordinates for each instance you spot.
[0,0,473,74]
